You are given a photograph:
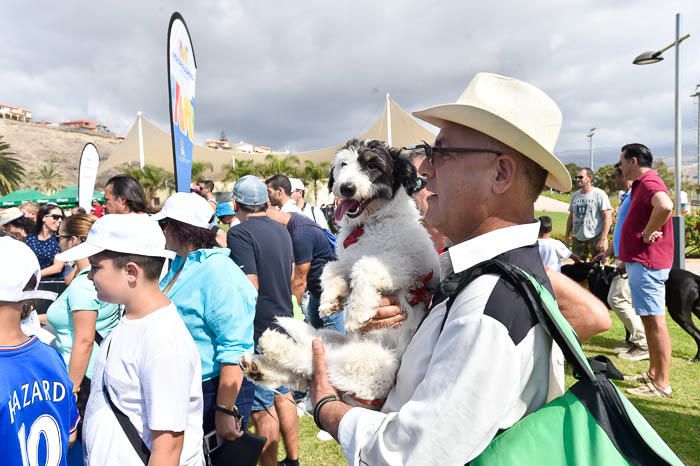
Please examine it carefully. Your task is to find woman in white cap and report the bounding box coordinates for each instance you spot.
[45,213,120,438]
[154,193,257,441]
[0,237,79,465]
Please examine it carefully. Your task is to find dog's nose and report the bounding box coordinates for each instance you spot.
[339,182,356,197]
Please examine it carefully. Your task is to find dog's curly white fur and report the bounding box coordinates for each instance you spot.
[241,139,439,407]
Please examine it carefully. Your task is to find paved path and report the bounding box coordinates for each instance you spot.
[685,258,700,275]
[534,195,570,213]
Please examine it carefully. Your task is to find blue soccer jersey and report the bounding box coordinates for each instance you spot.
[0,336,79,466]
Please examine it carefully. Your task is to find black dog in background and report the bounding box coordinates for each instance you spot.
[561,262,700,362]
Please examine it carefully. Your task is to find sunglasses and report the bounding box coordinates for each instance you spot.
[575,176,586,180]
[402,140,503,166]
[45,214,64,221]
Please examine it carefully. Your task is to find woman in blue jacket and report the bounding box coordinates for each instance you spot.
[156,192,257,439]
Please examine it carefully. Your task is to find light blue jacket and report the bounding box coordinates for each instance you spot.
[161,248,256,381]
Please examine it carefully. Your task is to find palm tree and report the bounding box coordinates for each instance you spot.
[223,159,256,182]
[191,161,214,183]
[120,164,174,205]
[302,160,331,202]
[0,136,24,195]
[256,154,301,178]
[30,162,64,194]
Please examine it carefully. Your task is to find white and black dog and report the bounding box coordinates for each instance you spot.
[241,139,440,407]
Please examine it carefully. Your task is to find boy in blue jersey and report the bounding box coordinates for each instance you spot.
[0,237,79,466]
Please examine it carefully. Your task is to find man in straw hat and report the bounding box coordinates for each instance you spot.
[308,73,610,465]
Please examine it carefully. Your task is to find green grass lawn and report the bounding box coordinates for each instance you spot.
[282,313,699,465]
[535,210,568,236]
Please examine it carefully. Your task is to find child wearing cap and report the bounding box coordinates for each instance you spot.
[0,237,80,466]
[56,214,204,465]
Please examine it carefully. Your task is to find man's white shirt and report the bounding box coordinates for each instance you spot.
[300,203,330,231]
[281,199,303,214]
[337,222,561,465]
[83,303,204,465]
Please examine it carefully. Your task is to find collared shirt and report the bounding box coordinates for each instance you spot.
[160,248,256,380]
[338,222,557,465]
[619,170,674,269]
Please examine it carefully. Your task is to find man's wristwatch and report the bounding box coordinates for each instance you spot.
[216,402,243,424]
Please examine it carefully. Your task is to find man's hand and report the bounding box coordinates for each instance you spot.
[311,339,339,406]
[360,296,406,332]
[616,262,627,274]
[564,237,570,248]
[215,409,243,440]
[643,230,663,244]
[595,237,606,253]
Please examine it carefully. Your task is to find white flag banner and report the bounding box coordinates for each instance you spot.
[78,143,100,210]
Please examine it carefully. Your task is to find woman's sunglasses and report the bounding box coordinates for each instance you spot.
[45,214,64,221]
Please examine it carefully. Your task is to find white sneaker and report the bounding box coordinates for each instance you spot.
[316,430,334,441]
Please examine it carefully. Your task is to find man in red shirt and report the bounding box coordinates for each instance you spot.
[618,143,674,398]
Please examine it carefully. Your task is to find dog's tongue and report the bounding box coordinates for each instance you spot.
[335,199,360,221]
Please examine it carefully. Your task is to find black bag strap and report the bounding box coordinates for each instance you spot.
[438,259,596,383]
[103,341,151,464]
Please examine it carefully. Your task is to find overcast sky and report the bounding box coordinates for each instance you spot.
[2,0,700,165]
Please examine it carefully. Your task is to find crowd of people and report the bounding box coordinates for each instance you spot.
[0,72,678,466]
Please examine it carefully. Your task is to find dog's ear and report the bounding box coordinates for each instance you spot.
[327,165,336,193]
[390,147,418,195]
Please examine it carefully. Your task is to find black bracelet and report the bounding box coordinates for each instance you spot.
[313,394,341,431]
[215,404,242,423]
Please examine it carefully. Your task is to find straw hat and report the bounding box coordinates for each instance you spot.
[413,72,572,192]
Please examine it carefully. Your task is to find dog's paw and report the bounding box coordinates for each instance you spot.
[319,296,344,317]
[240,353,265,383]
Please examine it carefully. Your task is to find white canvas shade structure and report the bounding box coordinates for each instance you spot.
[101,95,436,179]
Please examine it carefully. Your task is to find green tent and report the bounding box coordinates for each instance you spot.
[0,189,50,207]
[48,186,104,206]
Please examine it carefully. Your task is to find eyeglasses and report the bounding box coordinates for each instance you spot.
[402,140,503,167]
[45,214,64,221]
[575,176,585,180]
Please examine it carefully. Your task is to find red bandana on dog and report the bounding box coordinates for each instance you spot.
[343,226,365,249]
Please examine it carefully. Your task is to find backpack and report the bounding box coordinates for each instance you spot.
[438,259,683,466]
[322,228,336,250]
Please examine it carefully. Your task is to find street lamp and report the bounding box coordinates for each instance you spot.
[691,84,700,187]
[633,13,690,269]
[586,128,596,170]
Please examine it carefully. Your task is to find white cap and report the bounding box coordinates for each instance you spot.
[0,207,24,226]
[0,237,57,302]
[56,214,175,262]
[289,178,305,192]
[152,192,214,229]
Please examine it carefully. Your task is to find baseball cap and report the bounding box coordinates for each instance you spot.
[152,192,213,229]
[232,175,268,206]
[289,178,305,193]
[0,237,57,302]
[55,214,175,262]
[0,207,24,226]
[216,202,235,217]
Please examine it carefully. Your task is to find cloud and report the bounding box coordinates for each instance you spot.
[1,0,699,165]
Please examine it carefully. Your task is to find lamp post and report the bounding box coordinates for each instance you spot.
[633,13,690,269]
[586,128,596,170]
[691,84,700,187]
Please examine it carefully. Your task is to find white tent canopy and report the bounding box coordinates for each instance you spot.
[101,95,436,179]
